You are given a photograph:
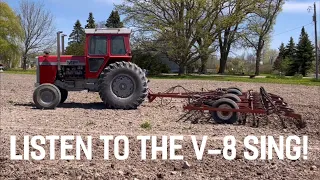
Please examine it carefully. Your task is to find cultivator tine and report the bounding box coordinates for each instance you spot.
[177,110,196,122]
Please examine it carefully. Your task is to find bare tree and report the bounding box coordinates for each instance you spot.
[95,21,106,28]
[18,0,56,70]
[242,0,284,75]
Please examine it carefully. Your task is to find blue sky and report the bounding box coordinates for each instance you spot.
[6,0,320,52]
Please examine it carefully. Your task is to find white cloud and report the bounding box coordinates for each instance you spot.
[282,1,315,13]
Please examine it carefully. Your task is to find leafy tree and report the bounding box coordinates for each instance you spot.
[242,0,284,75]
[295,27,315,76]
[217,0,259,74]
[85,12,96,28]
[106,10,123,28]
[0,2,23,68]
[18,0,56,70]
[116,0,225,75]
[66,20,85,55]
[273,43,285,71]
[131,49,169,75]
[64,43,84,56]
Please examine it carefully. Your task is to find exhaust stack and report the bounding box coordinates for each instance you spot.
[61,34,67,55]
[57,31,63,71]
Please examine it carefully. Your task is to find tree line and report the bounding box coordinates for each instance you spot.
[273,27,315,76]
[1,0,316,76]
[115,0,286,75]
[65,11,124,55]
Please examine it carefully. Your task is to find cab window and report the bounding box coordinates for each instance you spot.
[89,36,107,55]
[111,36,126,55]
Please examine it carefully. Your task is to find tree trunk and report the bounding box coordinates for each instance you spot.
[22,55,27,70]
[255,49,262,75]
[200,54,209,74]
[218,52,228,74]
[178,65,186,75]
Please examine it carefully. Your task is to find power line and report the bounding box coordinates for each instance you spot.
[273,22,314,36]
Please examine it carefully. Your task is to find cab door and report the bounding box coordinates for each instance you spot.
[85,35,109,79]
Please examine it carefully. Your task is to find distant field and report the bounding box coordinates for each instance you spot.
[3,69,320,86]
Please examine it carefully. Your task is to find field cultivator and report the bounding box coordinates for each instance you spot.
[147,86,305,128]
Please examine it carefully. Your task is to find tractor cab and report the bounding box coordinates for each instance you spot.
[33,28,148,110]
[84,28,132,79]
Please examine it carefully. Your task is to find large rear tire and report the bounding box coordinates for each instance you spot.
[33,83,61,109]
[98,61,148,109]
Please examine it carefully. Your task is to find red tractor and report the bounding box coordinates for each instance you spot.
[33,28,148,109]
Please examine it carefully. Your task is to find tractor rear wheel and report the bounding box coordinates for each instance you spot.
[59,88,68,104]
[98,61,148,109]
[33,83,61,109]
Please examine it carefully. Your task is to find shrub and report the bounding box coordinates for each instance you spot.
[292,73,303,79]
[131,49,170,75]
[266,74,286,79]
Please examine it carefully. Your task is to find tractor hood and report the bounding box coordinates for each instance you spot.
[38,55,86,66]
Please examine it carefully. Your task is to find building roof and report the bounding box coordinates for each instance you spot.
[84,28,132,34]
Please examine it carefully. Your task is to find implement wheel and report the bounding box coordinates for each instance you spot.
[33,83,61,109]
[227,87,242,92]
[211,98,239,124]
[226,88,242,96]
[222,93,241,102]
[98,61,148,109]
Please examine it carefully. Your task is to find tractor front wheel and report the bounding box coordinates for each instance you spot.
[33,83,61,109]
[98,61,148,109]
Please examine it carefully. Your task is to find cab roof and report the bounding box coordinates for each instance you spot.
[84,28,131,35]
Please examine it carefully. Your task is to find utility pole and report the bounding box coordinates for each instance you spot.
[313,2,318,80]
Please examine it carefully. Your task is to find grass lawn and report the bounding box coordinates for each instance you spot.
[2,69,320,86]
[149,74,320,86]
[3,69,36,75]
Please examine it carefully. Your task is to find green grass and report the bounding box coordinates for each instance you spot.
[3,69,319,86]
[149,74,320,86]
[140,120,152,130]
[3,69,36,75]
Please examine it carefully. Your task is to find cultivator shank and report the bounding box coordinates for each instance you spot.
[148,86,304,128]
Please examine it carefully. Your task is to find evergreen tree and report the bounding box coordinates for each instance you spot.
[68,20,85,45]
[85,12,96,28]
[285,37,298,76]
[284,37,296,58]
[273,43,285,71]
[66,20,85,55]
[106,10,124,28]
[295,27,315,76]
